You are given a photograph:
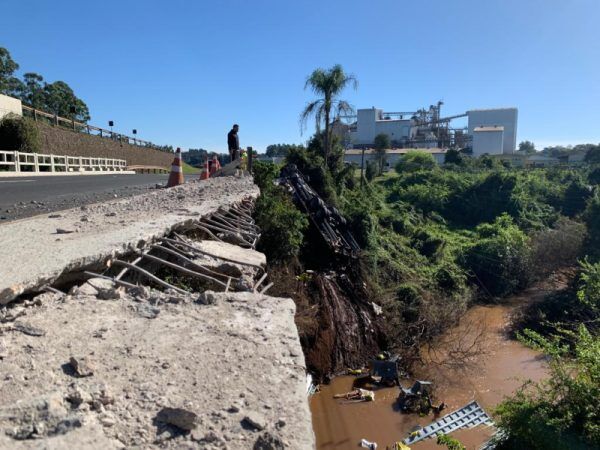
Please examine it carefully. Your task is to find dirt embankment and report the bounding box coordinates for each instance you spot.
[267,261,385,381]
[35,122,174,167]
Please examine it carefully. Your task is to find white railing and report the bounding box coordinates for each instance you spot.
[0,150,127,174]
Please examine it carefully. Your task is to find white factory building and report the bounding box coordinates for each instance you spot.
[342,105,518,157]
[468,108,518,155]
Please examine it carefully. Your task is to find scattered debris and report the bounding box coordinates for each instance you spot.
[360,438,378,449]
[69,356,94,377]
[156,407,199,431]
[56,228,76,234]
[397,380,434,413]
[403,400,493,445]
[279,164,360,257]
[243,412,267,431]
[12,321,46,336]
[254,431,285,449]
[135,303,160,319]
[333,389,375,403]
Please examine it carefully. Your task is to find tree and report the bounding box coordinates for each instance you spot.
[0,47,23,97]
[395,151,436,173]
[584,145,600,164]
[43,81,90,122]
[444,148,465,165]
[265,143,304,158]
[374,133,390,174]
[365,160,378,181]
[300,65,357,169]
[19,72,46,109]
[518,140,536,154]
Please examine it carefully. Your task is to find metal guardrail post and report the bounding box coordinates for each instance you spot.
[247,146,253,174]
[13,151,20,172]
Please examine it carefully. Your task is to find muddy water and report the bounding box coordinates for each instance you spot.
[310,293,550,450]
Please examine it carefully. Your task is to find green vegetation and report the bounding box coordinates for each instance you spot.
[395,151,436,173]
[252,160,308,262]
[437,434,466,450]
[300,64,357,168]
[181,161,201,174]
[253,64,600,446]
[495,324,600,449]
[0,47,90,122]
[0,114,41,153]
[265,143,304,158]
[374,133,390,174]
[518,140,536,154]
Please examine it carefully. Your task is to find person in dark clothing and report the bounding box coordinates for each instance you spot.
[227,124,240,162]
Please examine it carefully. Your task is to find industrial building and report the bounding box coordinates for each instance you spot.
[344,148,447,171]
[337,102,518,157]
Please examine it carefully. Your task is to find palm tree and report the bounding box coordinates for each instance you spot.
[300,65,357,166]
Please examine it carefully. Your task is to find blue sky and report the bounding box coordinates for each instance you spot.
[2,0,599,152]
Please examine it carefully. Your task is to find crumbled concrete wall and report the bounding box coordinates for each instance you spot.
[0,176,316,449]
[0,177,258,304]
[35,122,174,167]
[0,289,313,449]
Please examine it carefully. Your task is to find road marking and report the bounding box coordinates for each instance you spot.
[0,179,36,183]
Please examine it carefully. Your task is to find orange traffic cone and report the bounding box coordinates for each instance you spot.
[200,158,210,180]
[166,147,184,187]
[209,155,221,176]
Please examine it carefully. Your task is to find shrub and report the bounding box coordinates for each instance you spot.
[252,160,280,191]
[588,167,600,185]
[495,326,600,449]
[0,114,41,153]
[464,214,531,297]
[529,217,586,278]
[395,151,436,173]
[254,185,308,262]
[365,160,378,181]
[584,193,600,260]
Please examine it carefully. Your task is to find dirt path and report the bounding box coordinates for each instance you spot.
[309,277,564,449]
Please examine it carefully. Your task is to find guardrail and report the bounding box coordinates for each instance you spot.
[0,150,127,174]
[21,105,172,152]
[127,165,169,174]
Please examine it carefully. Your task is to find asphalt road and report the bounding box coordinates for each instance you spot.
[0,174,169,221]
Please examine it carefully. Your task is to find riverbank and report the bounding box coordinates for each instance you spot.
[309,274,568,449]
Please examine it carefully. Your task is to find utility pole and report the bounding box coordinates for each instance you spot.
[360,148,365,188]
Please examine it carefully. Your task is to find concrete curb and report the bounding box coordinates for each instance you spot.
[0,171,136,178]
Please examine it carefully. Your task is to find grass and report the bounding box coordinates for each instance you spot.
[182,162,201,174]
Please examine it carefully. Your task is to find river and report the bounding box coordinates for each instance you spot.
[310,282,555,449]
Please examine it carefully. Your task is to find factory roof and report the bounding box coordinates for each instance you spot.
[468,107,518,112]
[345,148,446,155]
[474,126,505,132]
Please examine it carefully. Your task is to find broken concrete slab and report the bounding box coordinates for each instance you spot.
[0,178,258,305]
[0,289,314,449]
[193,240,266,269]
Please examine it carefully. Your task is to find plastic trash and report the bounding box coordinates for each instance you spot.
[360,438,378,449]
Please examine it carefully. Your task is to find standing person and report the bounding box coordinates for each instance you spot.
[227,124,240,162]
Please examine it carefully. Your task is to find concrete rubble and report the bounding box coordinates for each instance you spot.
[0,177,258,304]
[0,177,315,449]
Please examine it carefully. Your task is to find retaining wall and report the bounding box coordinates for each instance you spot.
[36,122,174,168]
